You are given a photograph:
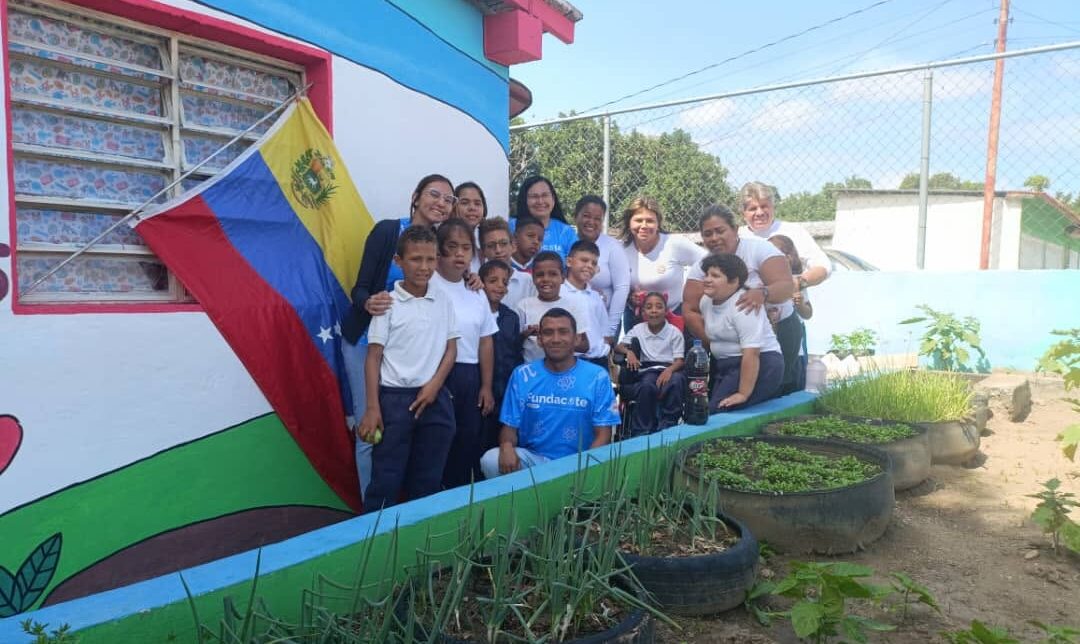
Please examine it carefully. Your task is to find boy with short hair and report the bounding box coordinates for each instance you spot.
[358,225,459,512]
[479,259,524,448]
[510,216,544,272]
[514,251,590,363]
[479,217,535,310]
[614,291,686,435]
[562,240,612,369]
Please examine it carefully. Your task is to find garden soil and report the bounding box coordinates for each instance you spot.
[658,375,1079,643]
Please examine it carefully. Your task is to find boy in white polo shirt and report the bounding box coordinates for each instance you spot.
[615,292,686,435]
[479,217,535,309]
[358,225,460,512]
[562,239,612,369]
[514,251,590,363]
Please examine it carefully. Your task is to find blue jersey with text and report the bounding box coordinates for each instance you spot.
[500,359,620,460]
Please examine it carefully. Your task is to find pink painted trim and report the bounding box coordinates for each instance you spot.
[484,10,543,66]
[527,0,575,44]
[4,0,335,315]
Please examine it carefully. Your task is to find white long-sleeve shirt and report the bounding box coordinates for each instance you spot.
[739,219,832,279]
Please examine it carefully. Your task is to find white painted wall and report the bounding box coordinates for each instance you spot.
[832,192,1025,271]
[0,6,509,514]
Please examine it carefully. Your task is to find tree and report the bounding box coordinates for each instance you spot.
[897,172,983,190]
[774,175,873,222]
[1024,174,1051,193]
[510,114,734,231]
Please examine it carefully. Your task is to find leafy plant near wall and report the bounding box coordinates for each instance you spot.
[900,304,987,372]
[1037,328,1080,461]
[1028,478,1080,556]
[828,328,878,359]
[20,620,79,644]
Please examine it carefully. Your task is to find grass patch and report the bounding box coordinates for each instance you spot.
[692,440,881,493]
[770,415,916,444]
[817,370,972,423]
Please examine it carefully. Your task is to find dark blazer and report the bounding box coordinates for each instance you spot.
[341,218,403,344]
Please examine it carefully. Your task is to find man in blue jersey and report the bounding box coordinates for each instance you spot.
[479,308,619,478]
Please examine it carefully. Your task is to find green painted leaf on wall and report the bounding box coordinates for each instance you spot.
[0,532,62,616]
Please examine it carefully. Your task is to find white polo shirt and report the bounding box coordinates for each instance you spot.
[431,272,498,364]
[514,292,590,363]
[620,321,685,363]
[368,280,461,387]
[687,237,794,320]
[563,280,611,359]
[700,292,782,359]
[505,268,537,311]
[623,233,707,310]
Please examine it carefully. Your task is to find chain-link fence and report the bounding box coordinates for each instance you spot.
[510,43,1080,270]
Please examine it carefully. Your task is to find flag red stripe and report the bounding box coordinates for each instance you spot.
[138,196,361,512]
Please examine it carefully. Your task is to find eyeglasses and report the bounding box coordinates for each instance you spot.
[484,239,511,250]
[427,189,458,206]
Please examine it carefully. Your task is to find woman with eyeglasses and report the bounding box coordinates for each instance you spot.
[341,173,456,501]
[455,181,487,273]
[573,195,629,342]
[512,175,579,262]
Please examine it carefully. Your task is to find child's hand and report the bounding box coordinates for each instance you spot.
[718,392,748,409]
[464,272,483,291]
[625,352,641,371]
[410,383,440,419]
[357,409,382,443]
[523,324,539,338]
[478,386,495,416]
[657,367,673,388]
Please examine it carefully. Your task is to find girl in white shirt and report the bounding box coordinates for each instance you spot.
[700,253,785,411]
[620,195,706,327]
[431,219,498,488]
[573,195,630,339]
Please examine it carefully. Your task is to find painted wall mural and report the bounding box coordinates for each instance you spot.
[0,0,511,617]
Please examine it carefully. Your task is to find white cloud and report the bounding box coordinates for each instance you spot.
[749,98,817,132]
[675,99,736,129]
[826,66,992,103]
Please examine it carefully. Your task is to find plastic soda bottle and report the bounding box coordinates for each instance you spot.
[805,355,828,393]
[684,339,710,425]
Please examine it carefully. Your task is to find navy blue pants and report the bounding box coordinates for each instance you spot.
[363,385,455,513]
[709,350,784,411]
[442,362,484,489]
[622,369,686,436]
[775,312,805,396]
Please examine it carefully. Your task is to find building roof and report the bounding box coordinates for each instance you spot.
[834,189,1078,223]
[468,0,583,23]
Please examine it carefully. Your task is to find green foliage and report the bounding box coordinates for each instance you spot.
[692,440,881,493]
[773,176,873,223]
[1031,620,1080,643]
[828,328,878,358]
[818,369,973,423]
[941,620,1020,644]
[0,533,63,617]
[20,620,79,644]
[897,171,984,191]
[750,561,894,643]
[900,304,987,372]
[1037,329,1080,461]
[1028,478,1080,555]
[772,415,915,444]
[888,572,940,624]
[1025,175,1052,193]
[510,116,735,230]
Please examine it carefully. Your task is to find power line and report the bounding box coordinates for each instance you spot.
[574,0,899,116]
[1010,5,1080,36]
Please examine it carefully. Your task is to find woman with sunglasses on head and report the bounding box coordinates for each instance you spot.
[340,173,456,501]
[512,175,579,261]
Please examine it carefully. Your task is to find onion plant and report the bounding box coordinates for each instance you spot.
[818,369,973,423]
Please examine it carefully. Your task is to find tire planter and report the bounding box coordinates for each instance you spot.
[921,417,980,465]
[762,415,931,491]
[674,436,894,554]
[619,513,758,616]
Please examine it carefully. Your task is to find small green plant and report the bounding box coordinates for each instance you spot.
[692,440,881,493]
[20,620,79,644]
[1028,478,1080,555]
[818,369,973,423]
[771,415,916,444]
[1031,620,1080,643]
[1037,328,1080,461]
[941,620,1019,644]
[901,304,986,372]
[888,572,940,623]
[829,328,878,358]
[749,562,894,643]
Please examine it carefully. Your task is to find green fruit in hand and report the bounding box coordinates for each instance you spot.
[372,428,383,445]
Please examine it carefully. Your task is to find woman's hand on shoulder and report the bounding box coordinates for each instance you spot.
[364,291,393,316]
[735,288,765,314]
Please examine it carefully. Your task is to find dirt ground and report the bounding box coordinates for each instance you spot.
[657,375,1080,643]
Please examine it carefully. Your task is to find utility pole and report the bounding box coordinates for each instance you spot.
[979,0,1009,270]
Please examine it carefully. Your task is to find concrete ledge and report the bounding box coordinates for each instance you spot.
[975,373,1032,422]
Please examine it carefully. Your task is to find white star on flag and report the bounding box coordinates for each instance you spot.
[333,322,342,336]
[317,326,333,344]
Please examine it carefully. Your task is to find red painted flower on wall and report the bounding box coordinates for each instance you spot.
[0,243,9,304]
[0,415,22,475]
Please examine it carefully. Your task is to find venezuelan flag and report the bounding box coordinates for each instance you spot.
[135,99,372,512]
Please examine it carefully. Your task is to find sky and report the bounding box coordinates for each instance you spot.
[510,0,1080,197]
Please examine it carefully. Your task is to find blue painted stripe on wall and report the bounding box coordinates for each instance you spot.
[193,0,510,151]
[387,0,508,79]
[0,393,814,639]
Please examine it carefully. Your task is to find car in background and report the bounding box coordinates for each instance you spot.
[824,248,878,271]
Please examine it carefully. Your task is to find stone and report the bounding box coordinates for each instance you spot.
[975,373,1032,422]
[1024,549,1040,560]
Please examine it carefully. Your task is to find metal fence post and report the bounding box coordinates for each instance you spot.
[917,68,933,270]
[602,114,611,230]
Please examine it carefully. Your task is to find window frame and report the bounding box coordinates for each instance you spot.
[4,0,334,314]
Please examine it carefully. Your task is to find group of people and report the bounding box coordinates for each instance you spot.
[341,174,830,513]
